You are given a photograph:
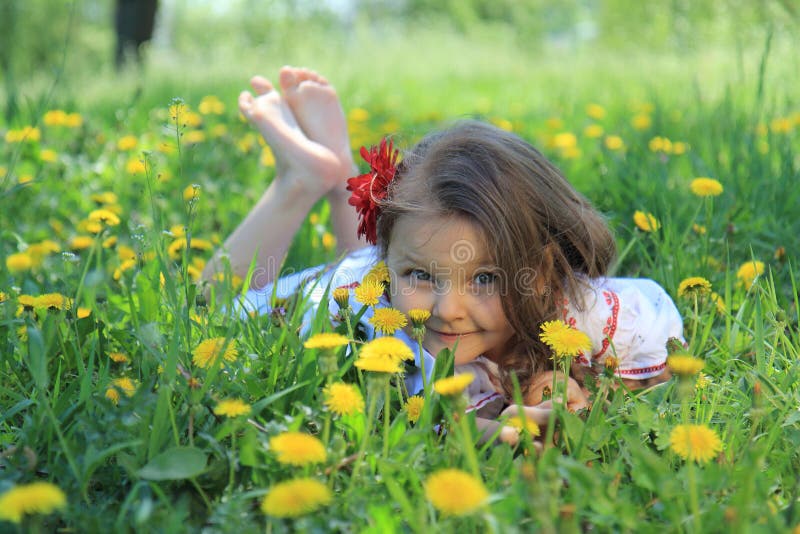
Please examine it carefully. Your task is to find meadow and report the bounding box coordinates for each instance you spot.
[1,21,800,532]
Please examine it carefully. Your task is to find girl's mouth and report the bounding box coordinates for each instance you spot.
[428,328,477,342]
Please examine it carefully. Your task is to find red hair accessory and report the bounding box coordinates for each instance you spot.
[346,137,400,244]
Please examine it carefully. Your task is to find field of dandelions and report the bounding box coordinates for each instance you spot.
[2,43,800,531]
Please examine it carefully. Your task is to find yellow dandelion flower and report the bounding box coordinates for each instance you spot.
[260,478,332,518]
[677,277,712,298]
[64,113,83,128]
[669,424,723,464]
[709,292,726,313]
[108,352,129,363]
[43,109,67,126]
[348,108,369,122]
[673,141,688,155]
[35,293,71,310]
[117,135,138,151]
[269,432,327,466]
[364,261,391,285]
[39,148,58,163]
[433,373,475,397]
[667,354,705,377]
[633,210,660,232]
[113,259,137,281]
[695,372,711,390]
[539,320,592,359]
[192,338,238,369]
[183,184,201,202]
[369,307,408,335]
[184,130,206,144]
[604,135,624,150]
[88,208,121,227]
[553,132,577,149]
[18,295,37,310]
[323,382,365,416]
[76,306,90,317]
[354,353,403,374]
[105,377,136,405]
[0,292,6,303]
[126,158,146,175]
[321,232,336,251]
[69,235,94,251]
[408,309,431,328]
[303,332,350,350]
[332,287,350,309]
[737,260,765,289]
[199,95,225,115]
[586,103,606,120]
[358,336,415,366]
[690,177,723,197]
[185,111,203,127]
[6,252,32,273]
[354,280,384,307]
[584,124,604,138]
[632,114,652,130]
[424,469,488,516]
[405,395,424,424]
[505,415,541,436]
[103,236,118,249]
[117,245,136,261]
[692,224,706,235]
[604,355,620,371]
[260,146,275,167]
[213,398,252,417]
[91,191,118,205]
[0,481,67,524]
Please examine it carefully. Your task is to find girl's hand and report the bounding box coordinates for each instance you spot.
[524,371,589,412]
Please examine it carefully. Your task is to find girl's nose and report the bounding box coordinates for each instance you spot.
[432,288,466,323]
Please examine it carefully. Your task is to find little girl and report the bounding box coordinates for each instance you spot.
[203,67,684,444]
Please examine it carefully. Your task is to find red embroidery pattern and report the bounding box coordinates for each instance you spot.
[466,392,503,413]
[618,362,667,376]
[337,281,360,290]
[592,290,619,360]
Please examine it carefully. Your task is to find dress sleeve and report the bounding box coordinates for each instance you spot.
[569,278,684,380]
[237,246,379,319]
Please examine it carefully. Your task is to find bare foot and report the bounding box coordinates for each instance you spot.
[239,76,343,197]
[277,66,356,187]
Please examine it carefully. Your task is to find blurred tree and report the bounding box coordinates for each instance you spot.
[115,0,159,68]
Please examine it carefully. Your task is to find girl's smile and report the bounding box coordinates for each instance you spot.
[385,214,516,365]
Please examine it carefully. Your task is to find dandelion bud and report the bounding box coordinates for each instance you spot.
[332,287,350,311]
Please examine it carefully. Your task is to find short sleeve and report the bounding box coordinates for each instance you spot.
[237,246,379,319]
[567,277,684,380]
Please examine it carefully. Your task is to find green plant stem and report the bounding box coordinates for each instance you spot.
[383,379,391,457]
[456,412,482,478]
[350,383,379,487]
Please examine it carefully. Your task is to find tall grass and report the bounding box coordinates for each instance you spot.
[1,22,799,532]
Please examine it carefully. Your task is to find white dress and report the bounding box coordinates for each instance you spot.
[239,246,684,408]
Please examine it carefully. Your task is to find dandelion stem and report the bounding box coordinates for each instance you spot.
[382,379,391,457]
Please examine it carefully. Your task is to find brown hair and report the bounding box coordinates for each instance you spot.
[376,120,616,396]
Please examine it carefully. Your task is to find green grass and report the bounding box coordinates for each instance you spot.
[1,23,799,532]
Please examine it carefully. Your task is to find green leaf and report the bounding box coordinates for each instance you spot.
[137,446,208,480]
[26,324,47,389]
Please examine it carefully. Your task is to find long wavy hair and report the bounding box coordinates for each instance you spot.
[375,120,616,396]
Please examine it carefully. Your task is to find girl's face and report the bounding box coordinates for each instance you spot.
[385,214,515,365]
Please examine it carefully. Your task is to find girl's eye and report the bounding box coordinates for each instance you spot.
[409,269,432,282]
[474,272,497,285]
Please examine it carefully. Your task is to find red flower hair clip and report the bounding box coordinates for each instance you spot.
[346,137,400,244]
